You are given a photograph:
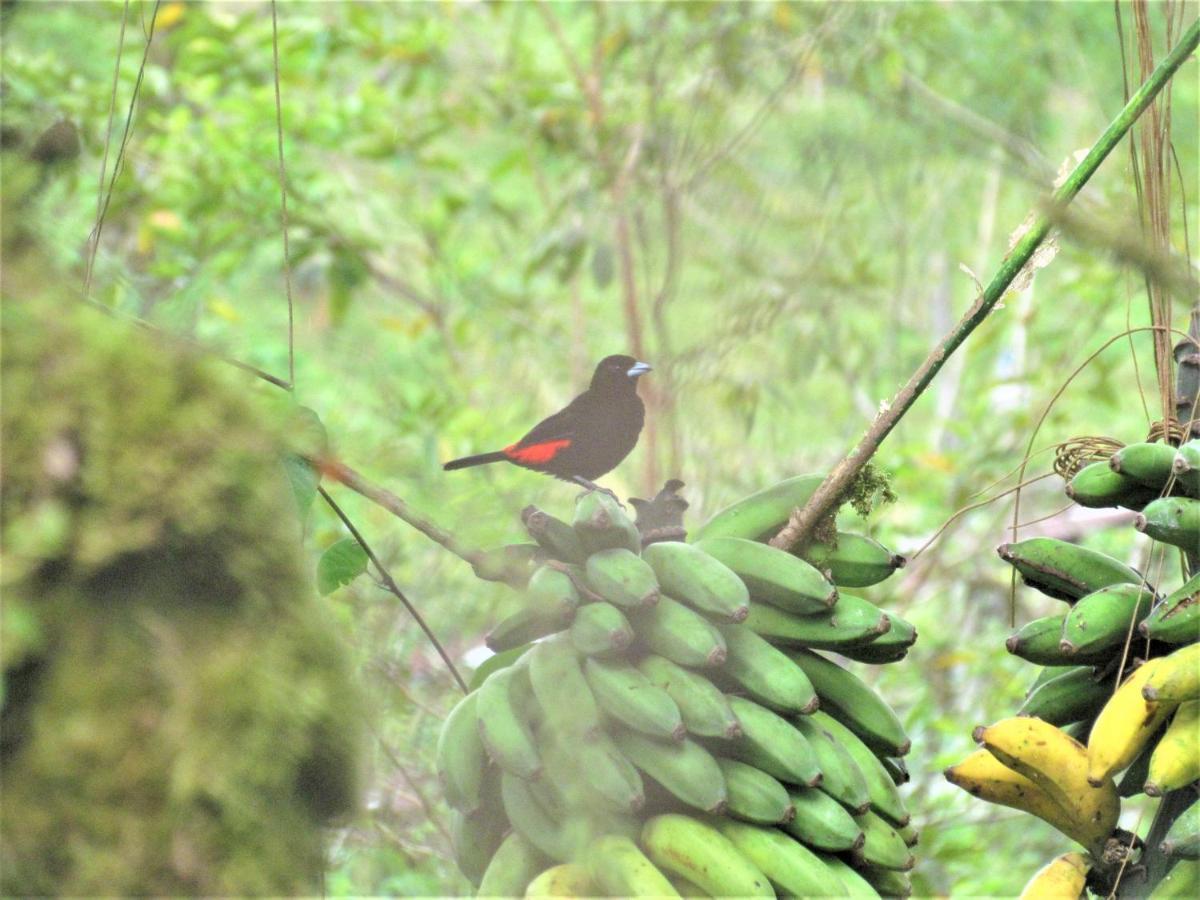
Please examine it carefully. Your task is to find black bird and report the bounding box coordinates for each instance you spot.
[444,354,651,490]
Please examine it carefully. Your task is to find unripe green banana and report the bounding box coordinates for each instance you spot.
[1111,441,1182,490]
[789,648,911,757]
[527,635,602,741]
[897,821,919,848]
[612,729,729,814]
[641,541,750,622]
[1160,796,1200,860]
[573,489,641,554]
[1006,614,1110,666]
[692,473,825,542]
[837,612,918,664]
[630,595,728,668]
[851,809,915,872]
[1140,573,1200,644]
[717,623,818,713]
[726,695,822,786]
[859,865,912,898]
[470,645,532,691]
[437,690,488,814]
[542,731,645,814]
[1145,699,1200,796]
[476,663,542,780]
[522,505,587,564]
[881,756,909,787]
[1017,665,1109,726]
[641,813,775,898]
[800,531,907,588]
[1148,859,1200,898]
[486,603,576,653]
[526,563,583,608]
[716,757,795,824]
[1066,460,1158,510]
[569,601,635,657]
[477,831,547,898]
[583,548,660,609]
[450,806,507,887]
[793,714,872,813]
[1173,440,1200,495]
[525,862,595,897]
[1026,664,1075,696]
[997,537,1142,602]
[811,711,910,828]
[500,772,584,862]
[783,786,865,851]
[693,536,837,614]
[584,835,680,897]
[818,853,883,900]
[743,596,889,649]
[636,654,742,739]
[716,818,851,897]
[584,657,686,741]
[1136,496,1200,551]
[1059,582,1158,657]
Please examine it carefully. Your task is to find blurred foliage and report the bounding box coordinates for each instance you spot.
[2,0,1196,895]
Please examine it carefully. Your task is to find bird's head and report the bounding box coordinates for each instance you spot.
[592,354,652,389]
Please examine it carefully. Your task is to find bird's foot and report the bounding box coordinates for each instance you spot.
[572,477,625,509]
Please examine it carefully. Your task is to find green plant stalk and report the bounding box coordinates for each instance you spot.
[771,17,1199,552]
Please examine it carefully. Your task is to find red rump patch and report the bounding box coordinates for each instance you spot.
[504,439,571,464]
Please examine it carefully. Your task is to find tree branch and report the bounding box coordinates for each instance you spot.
[770,17,1199,552]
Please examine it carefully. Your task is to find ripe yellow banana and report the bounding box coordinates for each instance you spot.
[944,749,1105,848]
[974,718,1118,848]
[1142,643,1200,703]
[1017,851,1090,900]
[1087,657,1176,785]
[1145,699,1200,796]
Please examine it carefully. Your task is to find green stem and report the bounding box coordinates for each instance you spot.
[771,17,1199,552]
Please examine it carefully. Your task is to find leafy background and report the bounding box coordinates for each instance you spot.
[4,1,1197,895]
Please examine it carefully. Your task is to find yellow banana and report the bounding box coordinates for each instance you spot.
[1087,657,1177,785]
[944,749,1106,848]
[525,862,595,897]
[1017,851,1090,900]
[584,834,679,898]
[1142,644,1200,703]
[1145,700,1200,797]
[974,718,1118,848]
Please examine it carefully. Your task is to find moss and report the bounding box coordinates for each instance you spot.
[1,283,361,891]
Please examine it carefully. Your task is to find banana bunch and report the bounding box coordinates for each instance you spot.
[439,476,917,898]
[946,438,1200,897]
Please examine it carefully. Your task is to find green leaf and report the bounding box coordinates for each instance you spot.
[317,537,369,596]
[282,453,319,520]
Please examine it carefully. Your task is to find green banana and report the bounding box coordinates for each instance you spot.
[1017,665,1109,726]
[997,536,1142,602]
[852,809,915,872]
[793,714,872,813]
[897,821,919,848]
[881,756,909,787]
[542,731,645,815]
[1026,664,1076,695]
[818,853,883,900]
[743,595,889,649]
[525,862,595,897]
[789,648,911,757]
[1174,440,1200,495]
[500,772,584,862]
[1149,860,1200,898]
[716,757,795,824]
[837,612,917,665]
[469,645,532,691]
[584,657,686,741]
[1006,614,1110,666]
[612,729,728,814]
[716,818,850,897]
[692,473,825,542]
[717,623,818,713]
[799,531,906,589]
[486,603,575,653]
[783,787,865,851]
[1110,441,1181,490]
[569,601,635,657]
[449,806,507,887]
[1066,460,1157,510]
[1145,699,1200,796]
[1141,573,1200,644]
[630,595,728,668]
[522,505,587,564]
[573,489,641,554]
[726,695,822,786]
[583,548,660,610]
[693,536,837,614]
[437,690,488,815]
[477,831,547,898]
[584,835,680,897]
[1059,582,1158,657]
[636,654,742,739]
[641,813,775,898]
[640,540,750,622]
[1136,497,1200,551]
[811,711,910,828]
[476,663,542,780]
[527,635,602,741]
[1161,797,1200,860]
[526,563,583,609]
[859,865,912,899]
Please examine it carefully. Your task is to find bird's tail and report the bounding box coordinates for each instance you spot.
[443,450,508,471]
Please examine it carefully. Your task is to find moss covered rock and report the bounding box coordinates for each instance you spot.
[1,282,361,891]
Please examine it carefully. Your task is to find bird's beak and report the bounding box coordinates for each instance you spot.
[627,361,652,378]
